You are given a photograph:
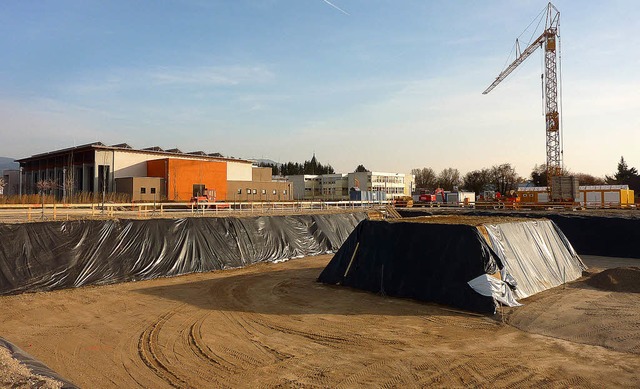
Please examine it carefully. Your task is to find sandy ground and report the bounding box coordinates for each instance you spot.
[0,346,62,389]
[0,254,639,388]
[390,214,532,225]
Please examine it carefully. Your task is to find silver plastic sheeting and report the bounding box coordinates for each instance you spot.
[484,220,586,299]
[467,274,522,307]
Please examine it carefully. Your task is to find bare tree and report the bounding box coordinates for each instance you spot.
[0,177,5,196]
[36,179,56,219]
[36,178,56,193]
[530,163,571,187]
[463,169,491,194]
[411,167,438,191]
[574,173,605,185]
[490,164,521,194]
[65,170,75,202]
[437,168,461,191]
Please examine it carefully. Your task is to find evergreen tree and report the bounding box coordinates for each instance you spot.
[606,156,640,199]
[606,156,639,183]
[277,154,334,176]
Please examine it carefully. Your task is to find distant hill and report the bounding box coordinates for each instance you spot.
[251,158,280,166]
[0,157,19,172]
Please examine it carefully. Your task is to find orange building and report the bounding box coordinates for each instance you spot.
[147,158,227,201]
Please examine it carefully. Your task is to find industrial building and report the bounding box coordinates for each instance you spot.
[288,171,414,200]
[228,167,291,202]
[16,142,291,202]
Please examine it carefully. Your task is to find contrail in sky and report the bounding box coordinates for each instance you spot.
[322,0,350,16]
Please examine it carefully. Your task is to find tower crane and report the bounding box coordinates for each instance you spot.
[483,3,562,192]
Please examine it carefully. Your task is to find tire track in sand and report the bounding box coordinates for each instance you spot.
[187,315,242,376]
[137,307,189,388]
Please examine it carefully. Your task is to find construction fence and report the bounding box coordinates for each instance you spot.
[0,200,393,223]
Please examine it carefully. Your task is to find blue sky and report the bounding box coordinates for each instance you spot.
[1,0,638,178]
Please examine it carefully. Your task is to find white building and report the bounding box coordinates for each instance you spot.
[289,171,413,200]
[287,175,321,200]
[16,142,254,198]
[348,171,410,199]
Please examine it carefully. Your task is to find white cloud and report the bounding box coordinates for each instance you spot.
[60,64,275,97]
[149,65,275,86]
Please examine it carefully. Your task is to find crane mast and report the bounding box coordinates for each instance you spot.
[483,3,562,187]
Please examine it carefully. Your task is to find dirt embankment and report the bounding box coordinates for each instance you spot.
[0,255,639,387]
[585,267,640,293]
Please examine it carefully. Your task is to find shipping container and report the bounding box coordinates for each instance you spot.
[446,191,476,206]
[519,184,634,207]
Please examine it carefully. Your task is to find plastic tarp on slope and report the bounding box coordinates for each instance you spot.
[545,214,640,258]
[396,209,640,259]
[0,213,365,295]
[317,220,505,313]
[484,219,587,299]
[0,337,77,388]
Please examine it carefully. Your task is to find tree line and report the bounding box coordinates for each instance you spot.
[412,157,639,195]
[259,154,335,176]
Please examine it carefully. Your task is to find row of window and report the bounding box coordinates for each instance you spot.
[140,187,157,194]
[372,186,404,194]
[372,177,404,184]
[236,189,288,195]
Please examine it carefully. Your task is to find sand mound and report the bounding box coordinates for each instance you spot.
[586,267,640,293]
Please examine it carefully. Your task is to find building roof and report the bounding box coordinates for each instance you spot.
[16,141,252,164]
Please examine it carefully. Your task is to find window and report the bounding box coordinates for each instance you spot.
[283,190,287,195]
[193,184,205,197]
[237,188,242,194]
[246,188,251,194]
[141,187,146,194]
[272,189,277,195]
[252,189,257,194]
[261,189,266,195]
[151,187,156,194]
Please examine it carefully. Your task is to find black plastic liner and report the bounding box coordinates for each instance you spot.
[317,220,502,313]
[545,215,640,258]
[0,213,365,295]
[0,337,77,388]
[397,209,640,259]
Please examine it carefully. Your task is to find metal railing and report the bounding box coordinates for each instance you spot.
[0,200,393,223]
